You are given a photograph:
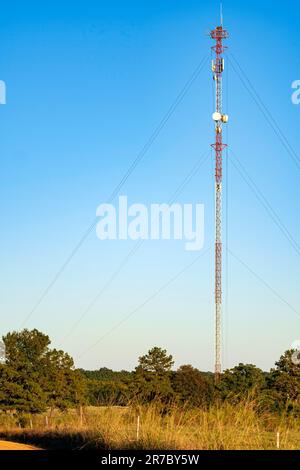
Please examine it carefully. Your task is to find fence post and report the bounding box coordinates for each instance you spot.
[80,405,83,426]
[136,415,140,441]
[45,415,49,428]
[276,431,280,449]
[29,418,33,430]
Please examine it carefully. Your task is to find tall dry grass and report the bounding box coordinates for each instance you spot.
[0,401,300,450]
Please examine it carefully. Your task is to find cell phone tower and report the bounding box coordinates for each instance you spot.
[210,16,229,383]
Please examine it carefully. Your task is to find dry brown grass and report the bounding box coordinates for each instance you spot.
[0,401,300,450]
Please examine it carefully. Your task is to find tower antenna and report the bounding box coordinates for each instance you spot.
[220,3,223,27]
[210,21,229,383]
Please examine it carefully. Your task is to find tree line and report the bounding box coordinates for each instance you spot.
[0,329,299,415]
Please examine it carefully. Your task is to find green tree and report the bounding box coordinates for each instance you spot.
[137,347,174,374]
[80,367,132,383]
[42,349,86,411]
[0,363,27,411]
[0,329,86,413]
[267,350,300,413]
[133,347,174,402]
[87,379,130,406]
[172,365,213,407]
[219,363,265,402]
[2,329,49,412]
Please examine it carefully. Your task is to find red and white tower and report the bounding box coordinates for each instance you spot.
[210,23,228,382]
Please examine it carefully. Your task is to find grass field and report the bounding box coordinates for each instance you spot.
[0,401,299,450]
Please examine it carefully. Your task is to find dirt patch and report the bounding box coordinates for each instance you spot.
[0,439,40,450]
[0,430,98,450]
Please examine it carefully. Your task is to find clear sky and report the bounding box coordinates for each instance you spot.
[0,0,299,372]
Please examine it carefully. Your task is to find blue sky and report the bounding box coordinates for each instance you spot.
[0,0,299,371]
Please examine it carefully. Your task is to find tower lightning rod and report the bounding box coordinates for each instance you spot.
[220,3,223,27]
[210,21,229,383]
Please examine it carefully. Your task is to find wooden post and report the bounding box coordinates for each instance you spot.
[136,415,140,441]
[276,431,280,449]
[45,415,49,427]
[80,405,83,426]
[29,418,33,430]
